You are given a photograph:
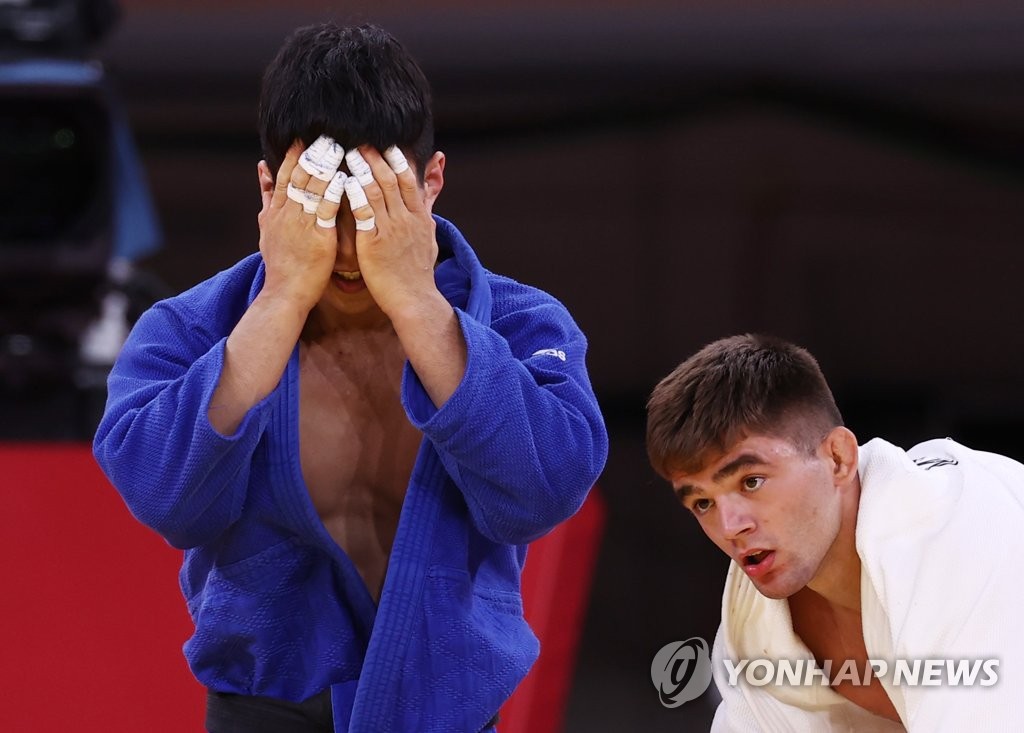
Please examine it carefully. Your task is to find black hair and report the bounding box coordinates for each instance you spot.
[258,23,434,182]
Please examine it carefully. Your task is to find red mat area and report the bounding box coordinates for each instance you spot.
[502,488,606,733]
[0,444,603,732]
[0,444,203,731]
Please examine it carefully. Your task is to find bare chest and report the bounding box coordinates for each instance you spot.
[297,337,422,599]
[791,600,902,724]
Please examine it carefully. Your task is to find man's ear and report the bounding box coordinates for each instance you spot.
[824,426,859,486]
[257,160,274,197]
[421,151,445,211]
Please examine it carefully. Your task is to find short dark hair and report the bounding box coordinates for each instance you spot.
[646,334,844,478]
[258,23,434,181]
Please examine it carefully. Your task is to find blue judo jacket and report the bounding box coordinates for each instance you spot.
[94,216,608,732]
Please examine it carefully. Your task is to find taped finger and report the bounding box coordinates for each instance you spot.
[345,149,375,186]
[286,183,322,214]
[303,193,323,214]
[315,172,345,224]
[299,136,345,181]
[323,171,348,204]
[383,146,409,174]
[286,182,306,205]
[344,176,369,210]
[344,176,376,232]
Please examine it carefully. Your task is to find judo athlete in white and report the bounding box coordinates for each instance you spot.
[645,334,1024,732]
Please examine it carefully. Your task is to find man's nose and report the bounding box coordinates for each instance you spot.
[718,496,755,540]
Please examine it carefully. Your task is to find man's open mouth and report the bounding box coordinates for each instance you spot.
[744,550,771,566]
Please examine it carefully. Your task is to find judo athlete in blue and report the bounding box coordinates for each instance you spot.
[93,23,608,733]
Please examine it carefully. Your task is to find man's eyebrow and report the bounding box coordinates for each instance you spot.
[673,484,700,501]
[672,453,768,500]
[712,453,768,482]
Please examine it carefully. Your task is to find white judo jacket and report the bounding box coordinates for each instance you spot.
[711,438,1024,732]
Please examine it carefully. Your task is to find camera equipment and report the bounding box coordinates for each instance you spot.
[0,0,161,438]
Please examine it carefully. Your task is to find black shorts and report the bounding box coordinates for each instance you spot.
[206,689,333,733]
[205,689,500,732]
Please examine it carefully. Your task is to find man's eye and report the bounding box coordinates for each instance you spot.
[743,476,765,492]
[692,498,713,515]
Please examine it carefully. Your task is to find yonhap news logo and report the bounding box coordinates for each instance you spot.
[650,637,714,707]
[651,637,1001,709]
[722,657,999,688]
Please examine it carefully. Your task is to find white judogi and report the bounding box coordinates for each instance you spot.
[711,438,1024,732]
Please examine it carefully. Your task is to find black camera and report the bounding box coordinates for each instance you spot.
[0,0,161,439]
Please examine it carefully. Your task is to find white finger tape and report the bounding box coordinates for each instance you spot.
[306,135,331,157]
[323,171,347,204]
[297,136,328,169]
[316,216,337,228]
[355,216,376,232]
[287,183,322,213]
[299,136,345,181]
[286,182,306,205]
[383,146,409,174]
[344,149,375,186]
[344,176,369,209]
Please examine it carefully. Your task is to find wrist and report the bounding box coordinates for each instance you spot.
[387,288,453,332]
[255,282,318,319]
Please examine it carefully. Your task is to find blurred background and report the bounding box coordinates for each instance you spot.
[3,0,1024,730]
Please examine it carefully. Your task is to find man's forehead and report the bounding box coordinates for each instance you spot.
[669,433,801,490]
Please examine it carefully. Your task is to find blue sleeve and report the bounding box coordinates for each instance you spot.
[92,300,276,549]
[402,296,608,545]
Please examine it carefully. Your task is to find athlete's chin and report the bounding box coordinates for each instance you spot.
[755,584,799,601]
[322,286,376,311]
[751,571,806,600]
